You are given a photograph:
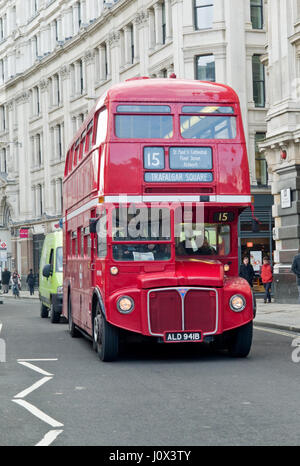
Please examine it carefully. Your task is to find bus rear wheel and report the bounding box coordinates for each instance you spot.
[93,303,119,362]
[227,321,253,358]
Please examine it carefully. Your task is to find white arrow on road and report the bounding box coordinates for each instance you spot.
[13,358,64,446]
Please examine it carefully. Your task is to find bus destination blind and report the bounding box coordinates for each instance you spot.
[144,172,213,183]
[169,147,212,170]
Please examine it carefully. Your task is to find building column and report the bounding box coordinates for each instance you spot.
[165,0,172,41]
[123,26,132,66]
[154,3,163,48]
[148,8,155,51]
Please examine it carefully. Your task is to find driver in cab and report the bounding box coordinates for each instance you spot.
[176,234,217,257]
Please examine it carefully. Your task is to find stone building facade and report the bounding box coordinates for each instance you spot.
[0,0,269,281]
[260,0,300,302]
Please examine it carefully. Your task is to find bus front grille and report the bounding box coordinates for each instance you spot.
[148,288,218,336]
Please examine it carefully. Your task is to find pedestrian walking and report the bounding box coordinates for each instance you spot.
[239,256,255,287]
[1,268,11,294]
[291,251,300,303]
[26,269,35,296]
[261,256,273,303]
[11,270,21,298]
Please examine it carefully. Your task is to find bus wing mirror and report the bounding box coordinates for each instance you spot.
[89,218,99,234]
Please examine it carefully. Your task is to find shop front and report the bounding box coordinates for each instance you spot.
[238,194,274,295]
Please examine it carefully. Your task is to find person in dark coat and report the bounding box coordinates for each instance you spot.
[291,252,300,303]
[26,269,35,296]
[2,268,11,293]
[239,256,255,287]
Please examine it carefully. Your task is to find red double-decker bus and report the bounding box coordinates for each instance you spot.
[63,78,255,361]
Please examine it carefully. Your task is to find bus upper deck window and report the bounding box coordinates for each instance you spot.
[180,115,237,140]
[115,104,173,140]
[181,106,234,114]
[95,108,108,146]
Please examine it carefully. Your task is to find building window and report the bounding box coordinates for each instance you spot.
[251,0,263,29]
[162,1,166,44]
[194,0,214,30]
[252,55,265,107]
[37,133,42,166]
[80,59,84,94]
[195,54,215,81]
[0,105,6,131]
[255,132,267,186]
[130,24,134,63]
[1,147,6,173]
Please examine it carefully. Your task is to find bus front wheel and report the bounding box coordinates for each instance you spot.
[93,303,119,362]
[227,321,253,358]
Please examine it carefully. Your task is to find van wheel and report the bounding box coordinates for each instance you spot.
[227,321,253,358]
[50,303,60,324]
[40,303,49,318]
[68,296,80,338]
[93,303,119,362]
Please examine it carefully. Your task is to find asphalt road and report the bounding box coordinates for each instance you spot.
[0,298,300,447]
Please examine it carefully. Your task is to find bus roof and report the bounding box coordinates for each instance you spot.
[101,78,240,106]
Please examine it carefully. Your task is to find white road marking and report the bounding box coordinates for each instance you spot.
[18,361,53,376]
[14,376,53,399]
[254,326,300,338]
[0,321,2,333]
[35,429,64,447]
[17,359,58,362]
[12,399,64,428]
[13,358,64,445]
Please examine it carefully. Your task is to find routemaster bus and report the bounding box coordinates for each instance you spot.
[63,77,255,361]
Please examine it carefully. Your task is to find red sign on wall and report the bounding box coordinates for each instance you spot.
[19,229,29,239]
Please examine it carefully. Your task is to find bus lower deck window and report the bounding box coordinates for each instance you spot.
[113,244,171,262]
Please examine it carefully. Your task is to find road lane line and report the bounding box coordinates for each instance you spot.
[18,361,53,376]
[35,429,64,447]
[14,376,53,399]
[0,322,2,333]
[17,359,58,362]
[254,326,299,338]
[12,399,64,428]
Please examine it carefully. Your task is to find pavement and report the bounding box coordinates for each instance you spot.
[0,289,299,334]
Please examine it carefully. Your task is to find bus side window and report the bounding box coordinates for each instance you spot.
[81,227,84,257]
[97,211,107,258]
[72,231,77,256]
[95,107,108,146]
[49,248,54,273]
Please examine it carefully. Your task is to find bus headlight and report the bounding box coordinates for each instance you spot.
[229,295,246,312]
[117,296,134,314]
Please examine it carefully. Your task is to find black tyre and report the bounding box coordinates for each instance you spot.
[93,303,119,362]
[50,303,60,324]
[40,303,49,318]
[68,295,81,338]
[228,321,253,358]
